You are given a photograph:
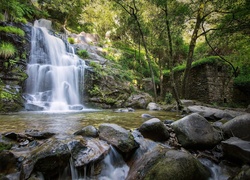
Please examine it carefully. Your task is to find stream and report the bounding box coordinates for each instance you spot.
[0,109,178,137]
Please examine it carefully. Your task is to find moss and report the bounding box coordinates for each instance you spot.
[0,26,25,37]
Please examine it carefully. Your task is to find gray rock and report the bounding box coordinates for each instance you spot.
[74,125,99,137]
[67,138,109,167]
[25,130,55,139]
[222,137,250,163]
[0,151,17,174]
[171,113,222,148]
[138,118,169,142]
[20,140,71,179]
[222,114,250,141]
[246,105,250,113]
[99,123,138,153]
[187,105,241,121]
[141,113,154,118]
[126,147,210,180]
[146,102,162,110]
[124,93,153,109]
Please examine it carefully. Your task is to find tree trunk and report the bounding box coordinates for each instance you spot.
[182,1,204,99]
[164,4,182,110]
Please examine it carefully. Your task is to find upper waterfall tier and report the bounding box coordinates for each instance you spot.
[24,21,85,111]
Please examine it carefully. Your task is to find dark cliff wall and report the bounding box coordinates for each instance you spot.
[0,22,32,112]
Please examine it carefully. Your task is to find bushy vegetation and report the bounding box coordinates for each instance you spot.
[77,49,89,59]
[0,26,25,36]
[0,42,16,59]
[67,37,75,44]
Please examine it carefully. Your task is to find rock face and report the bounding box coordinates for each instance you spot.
[124,93,153,109]
[222,114,250,141]
[138,118,169,142]
[222,137,250,163]
[99,123,138,153]
[0,22,31,112]
[171,113,222,148]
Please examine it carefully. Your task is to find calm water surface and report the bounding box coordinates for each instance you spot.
[0,110,180,136]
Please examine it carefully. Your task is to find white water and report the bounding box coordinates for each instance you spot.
[25,21,85,111]
[70,146,129,180]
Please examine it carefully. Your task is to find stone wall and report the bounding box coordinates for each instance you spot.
[164,62,234,104]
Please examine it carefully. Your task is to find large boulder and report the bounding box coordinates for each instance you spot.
[171,113,222,148]
[99,123,138,153]
[146,102,162,110]
[138,118,169,142]
[0,151,17,175]
[124,92,153,109]
[20,140,71,179]
[187,106,242,121]
[127,146,210,180]
[222,114,250,141]
[221,137,250,163]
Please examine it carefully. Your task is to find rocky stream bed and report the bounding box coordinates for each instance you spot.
[0,104,250,180]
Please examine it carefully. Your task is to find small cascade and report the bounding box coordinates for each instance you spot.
[199,158,230,180]
[24,20,85,111]
[69,146,129,180]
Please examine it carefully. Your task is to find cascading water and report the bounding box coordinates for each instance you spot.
[25,20,85,111]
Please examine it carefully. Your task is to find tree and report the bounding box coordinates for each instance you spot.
[113,0,158,102]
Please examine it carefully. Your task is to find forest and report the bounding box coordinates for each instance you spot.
[0,0,250,109]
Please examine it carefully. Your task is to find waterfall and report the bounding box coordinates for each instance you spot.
[69,146,129,180]
[25,21,85,111]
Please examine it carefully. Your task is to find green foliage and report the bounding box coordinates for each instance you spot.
[165,92,173,104]
[234,65,250,87]
[0,142,12,152]
[0,26,25,36]
[0,42,16,59]
[67,37,75,44]
[77,49,89,58]
[0,0,44,22]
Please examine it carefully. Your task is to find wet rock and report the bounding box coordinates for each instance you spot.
[25,103,45,111]
[25,130,55,139]
[4,132,18,141]
[233,165,250,180]
[68,138,110,167]
[138,118,169,142]
[222,114,250,141]
[20,140,71,179]
[171,113,222,148]
[181,99,195,106]
[222,137,250,163]
[0,151,17,174]
[74,125,99,137]
[114,108,135,112]
[246,105,250,113]
[187,105,242,121]
[99,123,139,153]
[141,113,154,118]
[127,146,210,180]
[69,105,84,110]
[146,102,162,110]
[163,120,174,124]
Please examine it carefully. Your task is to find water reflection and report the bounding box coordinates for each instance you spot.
[0,110,179,136]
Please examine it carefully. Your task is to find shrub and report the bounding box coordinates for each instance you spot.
[67,37,75,44]
[77,49,89,58]
[0,42,16,58]
[0,26,25,36]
